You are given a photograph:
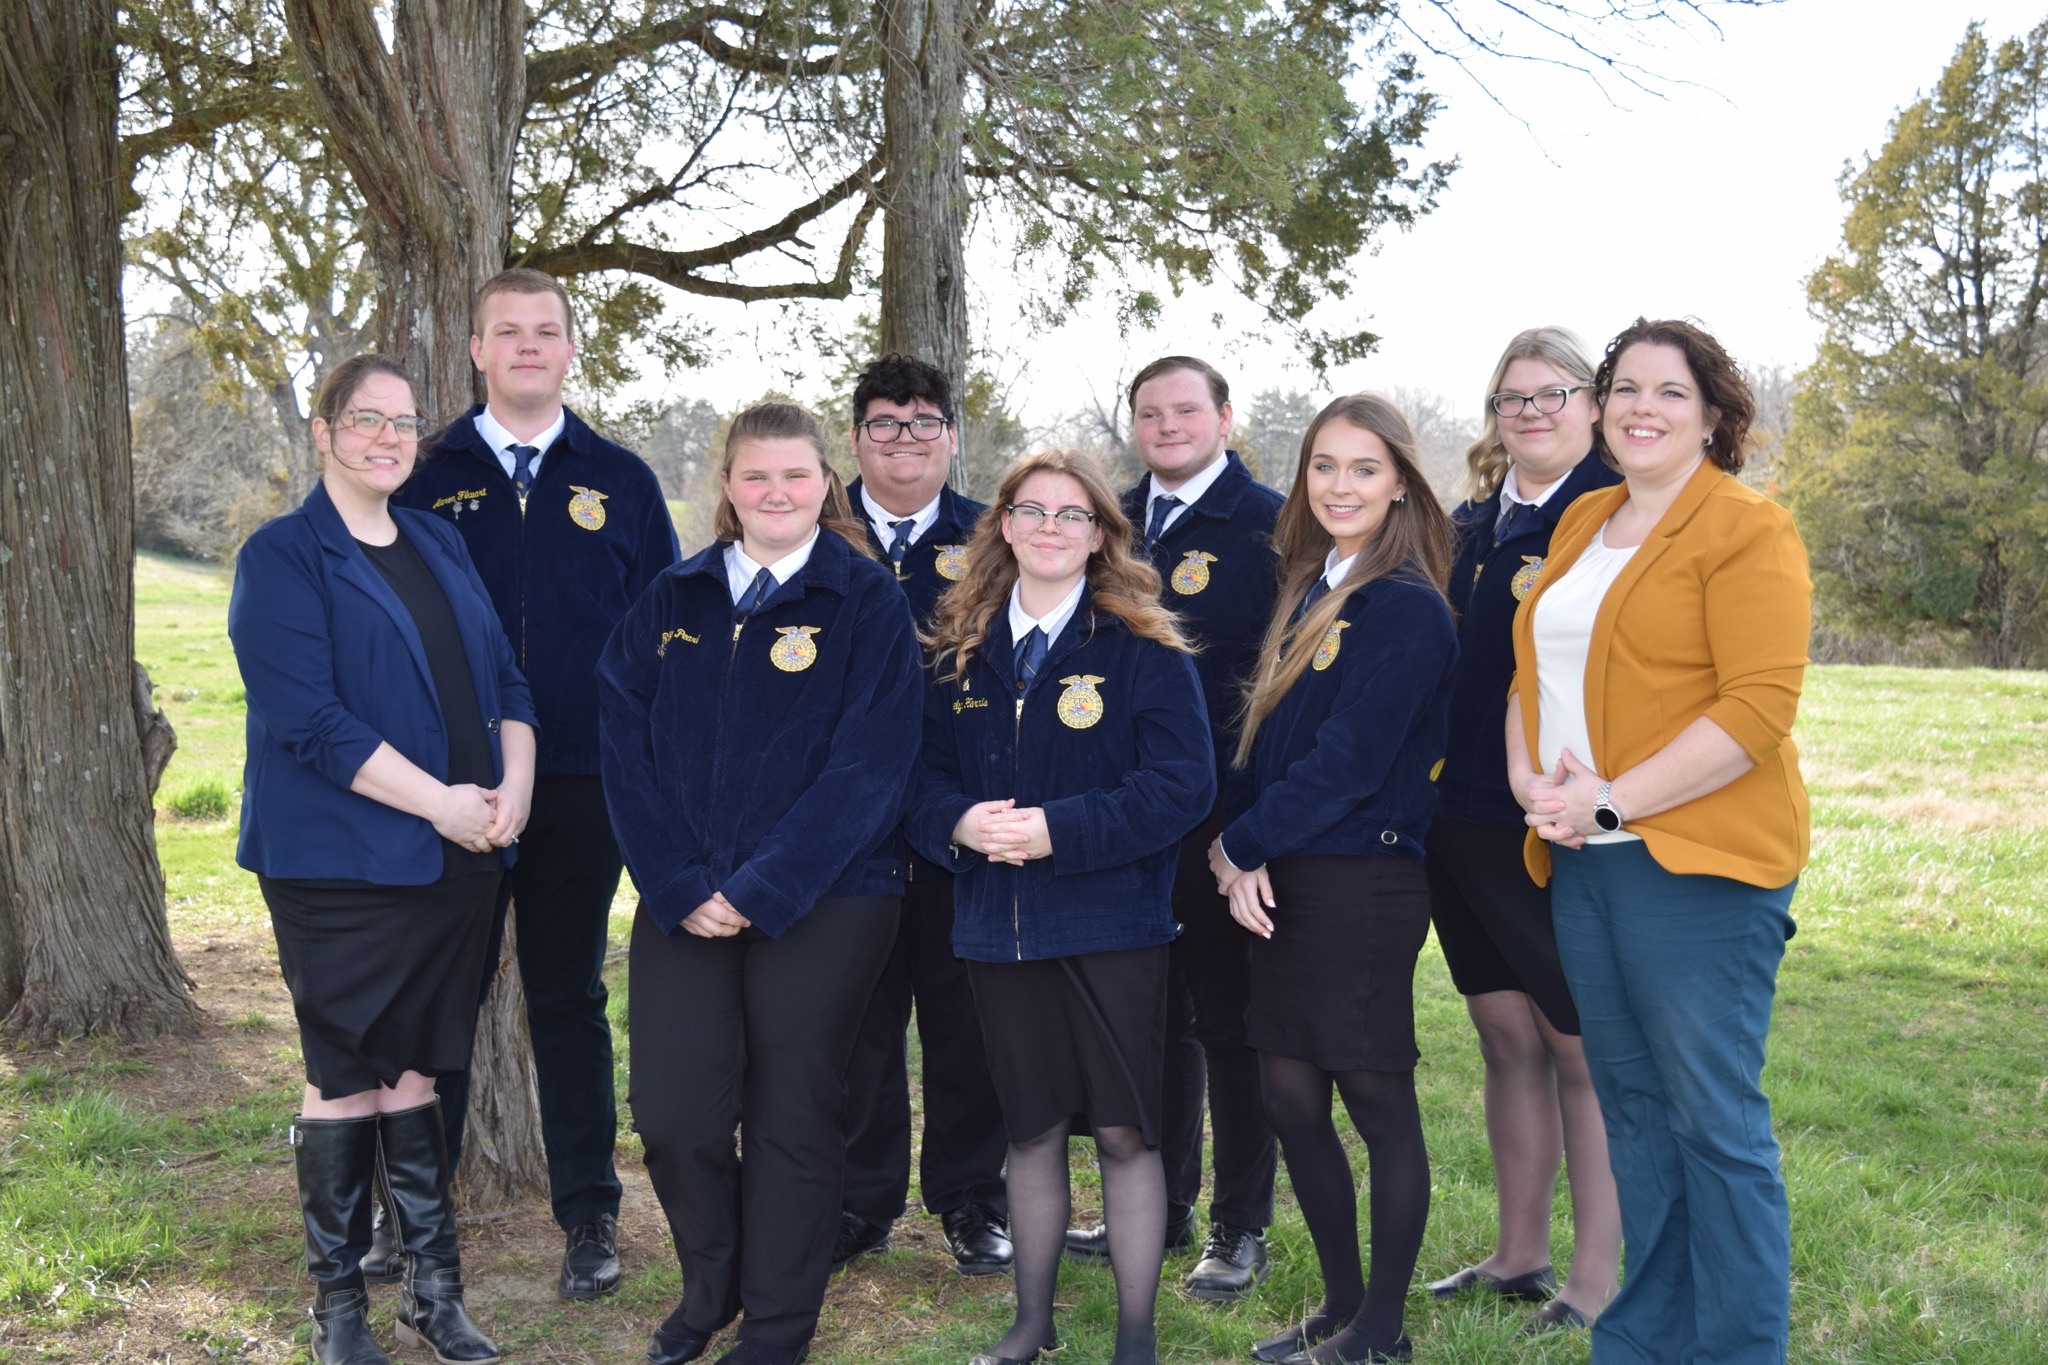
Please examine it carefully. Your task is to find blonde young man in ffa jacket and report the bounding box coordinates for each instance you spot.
[834,354,1013,1277]
[390,269,680,1299]
[1060,356,1285,1302]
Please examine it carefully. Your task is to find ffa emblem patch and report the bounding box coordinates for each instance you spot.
[568,485,609,530]
[769,626,822,672]
[1311,620,1351,672]
[1055,675,1107,729]
[1170,551,1218,595]
[934,545,968,581]
[1510,556,1544,601]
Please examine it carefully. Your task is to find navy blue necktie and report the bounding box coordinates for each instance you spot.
[738,566,776,618]
[1295,574,1331,623]
[1494,499,1534,544]
[1145,494,1181,551]
[508,443,539,498]
[887,519,915,568]
[1013,626,1048,696]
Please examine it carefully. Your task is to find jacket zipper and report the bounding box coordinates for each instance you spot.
[1012,683,1025,961]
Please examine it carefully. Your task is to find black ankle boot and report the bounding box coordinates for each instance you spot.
[291,1115,391,1365]
[378,1101,500,1365]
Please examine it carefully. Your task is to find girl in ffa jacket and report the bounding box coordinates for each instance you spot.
[907,449,1214,1365]
[1207,394,1458,1365]
[596,402,921,1365]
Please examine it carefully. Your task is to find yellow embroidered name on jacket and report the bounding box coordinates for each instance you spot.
[433,488,488,510]
[953,696,989,714]
[657,626,701,657]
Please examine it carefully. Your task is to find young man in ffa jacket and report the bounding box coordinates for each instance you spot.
[1062,355,1285,1301]
[390,268,680,1299]
[833,353,1014,1277]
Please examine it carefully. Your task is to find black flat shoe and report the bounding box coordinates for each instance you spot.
[966,1329,1058,1365]
[1250,1312,1345,1363]
[1424,1262,1556,1302]
[1274,1335,1410,1365]
[1519,1298,1594,1336]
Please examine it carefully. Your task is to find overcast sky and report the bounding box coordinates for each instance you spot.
[675,1,2047,428]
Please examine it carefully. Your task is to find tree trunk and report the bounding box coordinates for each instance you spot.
[283,0,526,420]
[876,0,972,405]
[0,0,200,1042]
[283,0,545,1195]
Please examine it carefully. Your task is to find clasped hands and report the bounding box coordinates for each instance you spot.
[682,891,752,939]
[1522,747,1602,849]
[951,799,1053,865]
[432,782,528,855]
[1206,838,1276,941]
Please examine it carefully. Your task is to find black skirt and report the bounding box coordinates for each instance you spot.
[1425,815,1581,1034]
[967,944,1169,1147]
[1246,855,1431,1072]
[261,870,500,1099]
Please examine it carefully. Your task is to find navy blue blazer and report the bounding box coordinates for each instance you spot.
[595,530,922,939]
[394,405,680,777]
[1120,452,1284,809]
[1218,573,1457,869]
[1438,452,1621,827]
[905,609,1216,962]
[230,482,537,884]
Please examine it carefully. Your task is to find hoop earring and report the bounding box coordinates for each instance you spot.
[1704,432,1715,448]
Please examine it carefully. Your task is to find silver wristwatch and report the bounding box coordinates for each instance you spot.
[1592,780,1625,833]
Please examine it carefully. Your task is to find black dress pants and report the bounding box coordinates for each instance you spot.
[841,871,1009,1224]
[440,774,625,1230]
[630,894,900,1357]
[1161,806,1279,1231]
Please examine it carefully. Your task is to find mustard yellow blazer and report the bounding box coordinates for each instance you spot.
[1510,458,1811,889]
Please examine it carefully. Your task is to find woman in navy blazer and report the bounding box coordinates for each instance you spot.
[1207,394,1457,1365]
[597,402,922,1365]
[230,355,534,1365]
[907,449,1213,1365]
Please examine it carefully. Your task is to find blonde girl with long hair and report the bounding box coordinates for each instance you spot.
[597,401,922,1365]
[908,450,1216,1365]
[1205,395,1457,1365]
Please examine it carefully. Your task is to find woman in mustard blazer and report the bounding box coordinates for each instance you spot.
[1506,318,1810,1365]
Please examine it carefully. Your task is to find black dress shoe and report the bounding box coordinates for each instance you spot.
[1061,1211,1196,1265]
[709,1341,807,1365]
[1250,1312,1346,1364]
[1274,1335,1410,1365]
[560,1211,622,1299]
[942,1203,1014,1276]
[966,1328,1058,1364]
[1518,1297,1594,1336]
[646,1304,713,1365]
[1184,1224,1268,1302]
[1424,1263,1555,1302]
[830,1210,893,1270]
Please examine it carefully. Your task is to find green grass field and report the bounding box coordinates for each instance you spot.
[1,550,2043,1362]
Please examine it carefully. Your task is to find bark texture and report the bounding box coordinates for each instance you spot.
[0,0,199,1041]
[877,0,973,403]
[454,906,549,1203]
[283,0,526,421]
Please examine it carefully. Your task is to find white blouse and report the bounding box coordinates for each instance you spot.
[1532,521,1641,844]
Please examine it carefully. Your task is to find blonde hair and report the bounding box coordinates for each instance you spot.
[1461,326,1600,502]
[926,449,1192,682]
[1236,394,1452,767]
[712,401,875,559]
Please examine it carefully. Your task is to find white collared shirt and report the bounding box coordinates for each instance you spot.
[475,405,568,482]
[724,530,820,606]
[1500,463,1568,511]
[1320,547,1358,591]
[860,486,943,550]
[1145,452,1230,538]
[1006,577,1088,654]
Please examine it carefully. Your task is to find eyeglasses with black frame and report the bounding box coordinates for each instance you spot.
[855,416,953,442]
[1004,503,1097,533]
[1488,386,1591,418]
[335,408,430,440]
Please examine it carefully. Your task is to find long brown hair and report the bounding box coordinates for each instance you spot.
[926,449,1192,682]
[1235,394,1452,767]
[712,401,875,559]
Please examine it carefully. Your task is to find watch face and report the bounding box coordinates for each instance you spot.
[1594,806,1622,832]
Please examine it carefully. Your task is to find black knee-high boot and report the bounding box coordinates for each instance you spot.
[291,1114,391,1365]
[378,1100,500,1365]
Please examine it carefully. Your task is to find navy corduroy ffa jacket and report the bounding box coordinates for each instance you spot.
[1437,452,1621,827]
[394,405,680,777]
[905,609,1216,963]
[1120,452,1283,812]
[231,481,537,883]
[595,530,922,939]
[848,478,989,882]
[1218,573,1458,870]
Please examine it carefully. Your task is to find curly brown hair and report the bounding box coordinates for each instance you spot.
[1594,317,1755,474]
[925,449,1192,682]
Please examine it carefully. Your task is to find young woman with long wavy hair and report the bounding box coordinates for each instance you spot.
[1206,395,1458,1365]
[908,450,1216,1365]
